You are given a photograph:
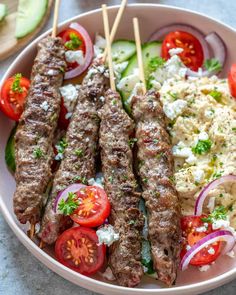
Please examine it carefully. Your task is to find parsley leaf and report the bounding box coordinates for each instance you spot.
[33,147,44,159]
[192,139,212,155]
[12,73,23,93]
[204,58,222,73]
[75,148,84,157]
[148,56,165,72]
[55,138,68,161]
[65,33,82,50]
[209,90,222,102]
[201,206,227,223]
[128,138,137,148]
[58,192,80,215]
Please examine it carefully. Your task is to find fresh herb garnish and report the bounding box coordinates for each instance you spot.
[33,147,44,159]
[148,56,165,71]
[153,138,159,144]
[167,91,178,100]
[201,206,227,223]
[209,90,222,102]
[65,33,82,50]
[204,58,222,73]
[192,139,212,155]
[232,127,236,132]
[55,138,68,161]
[75,148,84,157]
[128,137,137,148]
[58,192,80,215]
[12,73,23,93]
[108,176,113,183]
[143,178,148,183]
[212,170,224,179]
[128,220,136,225]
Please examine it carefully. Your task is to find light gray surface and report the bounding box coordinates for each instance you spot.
[0,0,236,294]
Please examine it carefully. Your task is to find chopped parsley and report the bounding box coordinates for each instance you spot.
[58,192,80,215]
[202,206,227,223]
[128,220,136,225]
[148,56,165,72]
[108,176,113,183]
[33,147,44,159]
[204,58,222,73]
[192,139,212,155]
[209,90,222,102]
[219,193,224,198]
[65,33,82,50]
[72,175,87,184]
[153,138,159,144]
[12,73,23,93]
[142,178,148,183]
[167,91,178,100]
[212,170,224,179]
[55,138,68,160]
[75,148,84,157]
[232,127,236,132]
[128,137,137,148]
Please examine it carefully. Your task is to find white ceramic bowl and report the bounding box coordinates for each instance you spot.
[1,4,236,295]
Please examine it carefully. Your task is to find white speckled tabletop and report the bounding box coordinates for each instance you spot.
[1,1,236,294]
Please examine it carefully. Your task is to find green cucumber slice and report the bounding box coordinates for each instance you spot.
[15,0,48,38]
[0,3,7,22]
[111,40,136,63]
[5,126,17,173]
[119,41,162,113]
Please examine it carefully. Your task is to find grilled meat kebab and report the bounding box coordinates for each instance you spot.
[13,36,66,225]
[39,58,109,244]
[131,90,181,286]
[99,89,144,287]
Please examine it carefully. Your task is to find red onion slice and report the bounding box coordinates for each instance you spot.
[64,22,94,80]
[54,183,86,213]
[180,230,235,271]
[148,24,210,60]
[194,175,236,216]
[186,32,226,77]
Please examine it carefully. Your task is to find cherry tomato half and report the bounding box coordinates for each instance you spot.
[55,227,106,275]
[70,186,111,228]
[58,28,86,72]
[180,215,222,266]
[162,31,204,71]
[228,64,236,98]
[0,74,30,121]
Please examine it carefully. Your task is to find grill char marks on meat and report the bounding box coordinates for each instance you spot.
[13,37,66,224]
[99,89,144,287]
[39,58,109,244]
[131,90,181,286]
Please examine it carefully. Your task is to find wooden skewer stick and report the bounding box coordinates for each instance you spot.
[102,4,116,91]
[103,0,127,61]
[30,223,35,240]
[39,240,44,249]
[133,18,146,94]
[52,0,61,38]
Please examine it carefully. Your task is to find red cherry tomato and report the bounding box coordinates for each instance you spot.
[70,186,111,228]
[162,31,204,71]
[0,74,30,121]
[180,215,222,266]
[228,64,236,98]
[55,227,106,275]
[58,28,86,71]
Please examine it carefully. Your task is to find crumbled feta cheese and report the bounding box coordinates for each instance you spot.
[94,34,106,57]
[192,169,204,183]
[40,101,49,112]
[88,176,104,188]
[186,245,191,251]
[113,61,128,80]
[85,137,89,142]
[226,250,235,258]
[196,226,207,232]
[117,68,140,92]
[207,197,216,213]
[55,153,64,161]
[198,131,209,141]
[96,224,119,246]
[65,50,85,65]
[47,69,58,76]
[100,96,105,103]
[59,84,79,113]
[199,265,211,272]
[212,218,230,230]
[205,109,215,119]
[163,99,187,120]
[207,247,215,255]
[101,267,116,281]
[169,47,184,56]
[65,112,72,120]
[172,141,197,164]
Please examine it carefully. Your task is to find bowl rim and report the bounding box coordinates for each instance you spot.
[1,3,236,294]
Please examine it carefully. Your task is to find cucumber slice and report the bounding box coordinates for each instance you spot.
[119,41,162,113]
[0,3,7,22]
[15,0,48,38]
[112,40,136,63]
[5,126,17,173]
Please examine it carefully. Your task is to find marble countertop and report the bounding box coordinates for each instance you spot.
[1,1,236,294]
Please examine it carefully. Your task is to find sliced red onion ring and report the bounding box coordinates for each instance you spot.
[194,175,236,216]
[54,183,86,213]
[186,32,226,77]
[148,24,210,60]
[180,230,235,271]
[64,22,94,80]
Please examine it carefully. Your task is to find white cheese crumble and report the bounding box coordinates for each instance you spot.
[172,141,197,164]
[59,84,79,113]
[192,169,204,183]
[207,197,216,213]
[96,224,119,246]
[169,47,184,56]
[198,131,209,141]
[163,99,187,120]
[94,34,106,57]
[199,265,211,272]
[186,245,191,251]
[47,69,58,76]
[205,109,215,119]
[40,101,49,112]
[196,226,207,233]
[88,176,104,188]
[65,50,85,65]
[113,61,128,81]
[208,247,215,255]
[212,218,231,230]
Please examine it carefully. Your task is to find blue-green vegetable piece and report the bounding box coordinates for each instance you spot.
[5,125,17,173]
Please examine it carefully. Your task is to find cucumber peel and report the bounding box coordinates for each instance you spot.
[0,3,7,22]
[111,40,136,64]
[5,126,17,173]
